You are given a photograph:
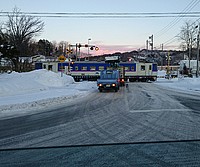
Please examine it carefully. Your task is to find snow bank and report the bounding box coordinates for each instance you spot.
[157,70,166,78]
[156,77,200,92]
[0,70,97,115]
[0,69,74,97]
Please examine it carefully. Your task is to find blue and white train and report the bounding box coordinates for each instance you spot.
[35,61,157,82]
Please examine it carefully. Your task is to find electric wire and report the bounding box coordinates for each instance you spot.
[155,0,200,38]
[155,18,200,49]
[0,12,200,18]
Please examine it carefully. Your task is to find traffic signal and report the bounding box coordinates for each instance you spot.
[78,44,82,48]
[95,47,99,51]
[89,46,99,51]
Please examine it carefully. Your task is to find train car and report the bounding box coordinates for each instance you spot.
[35,61,157,82]
[120,62,157,82]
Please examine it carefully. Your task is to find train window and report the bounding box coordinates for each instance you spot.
[131,66,134,71]
[59,65,64,70]
[141,65,145,71]
[149,65,152,70]
[125,66,130,71]
[90,66,96,71]
[75,66,79,71]
[48,65,53,71]
[43,64,46,69]
[81,66,87,71]
[99,66,104,70]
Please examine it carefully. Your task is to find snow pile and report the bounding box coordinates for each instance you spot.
[0,70,74,97]
[157,70,166,78]
[0,70,97,114]
[156,76,200,92]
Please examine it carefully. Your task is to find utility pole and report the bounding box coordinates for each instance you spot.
[149,35,153,55]
[188,38,191,75]
[87,38,91,61]
[166,51,171,79]
[149,35,153,51]
[161,43,163,51]
[197,24,200,77]
[146,40,149,50]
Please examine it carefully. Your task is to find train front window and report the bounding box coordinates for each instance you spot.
[141,65,145,71]
[124,66,130,71]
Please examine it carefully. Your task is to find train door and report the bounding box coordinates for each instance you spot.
[139,64,146,76]
[146,63,152,76]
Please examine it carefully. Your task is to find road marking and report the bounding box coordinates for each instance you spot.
[129,109,192,113]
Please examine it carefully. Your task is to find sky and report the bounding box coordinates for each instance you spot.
[0,0,200,55]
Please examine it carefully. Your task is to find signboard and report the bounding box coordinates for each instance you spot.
[58,55,66,62]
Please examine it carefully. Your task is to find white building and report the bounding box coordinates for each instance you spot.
[179,60,200,74]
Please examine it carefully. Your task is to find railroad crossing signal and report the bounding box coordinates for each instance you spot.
[66,49,73,54]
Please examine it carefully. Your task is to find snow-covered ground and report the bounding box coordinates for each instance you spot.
[1,69,200,117]
[156,70,200,92]
[0,69,97,116]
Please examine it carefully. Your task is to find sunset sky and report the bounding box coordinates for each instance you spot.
[1,0,200,55]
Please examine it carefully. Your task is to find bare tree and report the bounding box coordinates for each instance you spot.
[4,7,44,71]
[179,21,198,59]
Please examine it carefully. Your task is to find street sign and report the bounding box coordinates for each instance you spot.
[58,55,66,62]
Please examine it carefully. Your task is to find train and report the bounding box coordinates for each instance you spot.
[35,61,158,82]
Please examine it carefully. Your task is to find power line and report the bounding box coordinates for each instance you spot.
[0,12,200,18]
[1,11,200,15]
[155,0,200,38]
[159,18,200,48]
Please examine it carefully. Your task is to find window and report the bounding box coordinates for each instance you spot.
[141,65,145,71]
[81,66,87,71]
[75,66,79,71]
[99,66,105,70]
[131,66,135,71]
[59,65,64,70]
[90,66,96,71]
[43,64,46,69]
[48,65,53,71]
[149,65,152,70]
[125,66,130,71]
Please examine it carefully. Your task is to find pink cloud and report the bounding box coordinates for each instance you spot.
[89,43,140,56]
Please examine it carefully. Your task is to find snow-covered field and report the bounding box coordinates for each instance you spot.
[0,69,200,117]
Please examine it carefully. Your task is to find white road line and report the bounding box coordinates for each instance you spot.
[129,109,192,113]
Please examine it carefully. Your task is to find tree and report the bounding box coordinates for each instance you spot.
[179,21,198,60]
[3,7,44,71]
[37,39,53,56]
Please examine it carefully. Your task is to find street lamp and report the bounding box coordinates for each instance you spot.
[88,38,91,61]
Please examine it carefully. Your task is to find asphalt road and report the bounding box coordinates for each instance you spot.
[1,82,200,166]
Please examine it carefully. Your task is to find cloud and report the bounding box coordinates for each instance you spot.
[88,42,142,56]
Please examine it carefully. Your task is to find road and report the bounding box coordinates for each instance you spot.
[1,82,200,166]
